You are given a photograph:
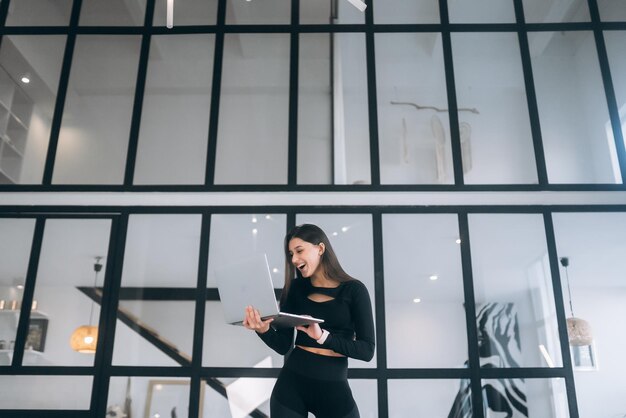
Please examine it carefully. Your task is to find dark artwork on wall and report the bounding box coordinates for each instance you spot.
[26,317,49,352]
[448,303,528,418]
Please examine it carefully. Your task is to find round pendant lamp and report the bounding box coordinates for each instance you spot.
[70,257,102,353]
[560,257,593,346]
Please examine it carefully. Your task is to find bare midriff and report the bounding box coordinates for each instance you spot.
[296,345,345,357]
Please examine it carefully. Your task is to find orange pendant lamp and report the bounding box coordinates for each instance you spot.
[70,257,102,353]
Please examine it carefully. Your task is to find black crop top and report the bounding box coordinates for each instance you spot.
[257,278,375,362]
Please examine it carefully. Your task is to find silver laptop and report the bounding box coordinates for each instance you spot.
[215,253,324,328]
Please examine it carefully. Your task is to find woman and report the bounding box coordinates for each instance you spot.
[243,224,375,418]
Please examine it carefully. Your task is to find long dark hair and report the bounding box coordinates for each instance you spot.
[280,224,354,306]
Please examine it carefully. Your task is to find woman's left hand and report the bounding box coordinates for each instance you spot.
[296,319,323,340]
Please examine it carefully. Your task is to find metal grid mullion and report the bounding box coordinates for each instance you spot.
[188,212,211,418]
[204,0,226,186]
[10,217,45,367]
[457,212,485,418]
[513,0,549,186]
[440,0,464,186]
[92,213,129,417]
[123,0,155,186]
[365,0,381,186]
[587,0,626,184]
[41,0,82,185]
[287,0,299,186]
[372,211,388,418]
[543,212,580,418]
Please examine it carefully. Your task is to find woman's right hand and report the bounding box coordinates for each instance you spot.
[242,305,274,334]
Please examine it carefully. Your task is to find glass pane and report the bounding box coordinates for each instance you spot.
[79,0,147,26]
[449,0,516,23]
[32,219,112,366]
[604,31,626,168]
[298,33,370,185]
[522,0,590,22]
[296,214,376,368]
[5,0,73,26]
[388,379,470,417]
[383,214,467,368]
[451,33,537,184]
[0,375,92,409]
[0,218,35,365]
[203,214,287,367]
[214,34,289,184]
[599,0,626,21]
[134,35,215,185]
[0,35,66,185]
[226,0,290,24]
[53,35,142,184]
[351,379,377,418]
[482,378,569,417]
[109,376,192,418]
[529,31,620,184]
[201,376,272,417]
[552,212,626,418]
[469,214,563,368]
[112,215,201,366]
[375,33,452,184]
[301,0,365,24]
[153,0,218,26]
[374,0,440,24]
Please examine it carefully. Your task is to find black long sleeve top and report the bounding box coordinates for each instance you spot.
[257,278,375,362]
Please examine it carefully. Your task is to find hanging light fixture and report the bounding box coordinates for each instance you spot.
[70,257,103,353]
[166,0,174,29]
[560,257,593,346]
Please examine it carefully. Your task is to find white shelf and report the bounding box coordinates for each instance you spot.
[0,64,33,184]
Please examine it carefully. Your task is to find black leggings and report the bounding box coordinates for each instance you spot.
[270,347,360,418]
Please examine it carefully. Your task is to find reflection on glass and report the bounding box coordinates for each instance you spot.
[5,0,73,26]
[451,33,537,184]
[296,213,376,368]
[298,33,370,185]
[482,378,569,417]
[53,35,141,184]
[134,35,215,185]
[383,214,467,368]
[552,212,626,418]
[469,214,563,368]
[0,36,66,184]
[522,0,590,22]
[598,0,626,21]
[604,31,626,167]
[388,379,470,417]
[449,0,515,23]
[79,0,147,26]
[32,219,112,366]
[202,375,273,417]
[112,301,195,366]
[0,375,93,409]
[529,31,619,184]
[109,376,193,418]
[215,34,289,184]
[0,219,35,365]
[203,214,287,367]
[153,0,218,26]
[226,0,291,24]
[374,0,439,24]
[376,33,452,184]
